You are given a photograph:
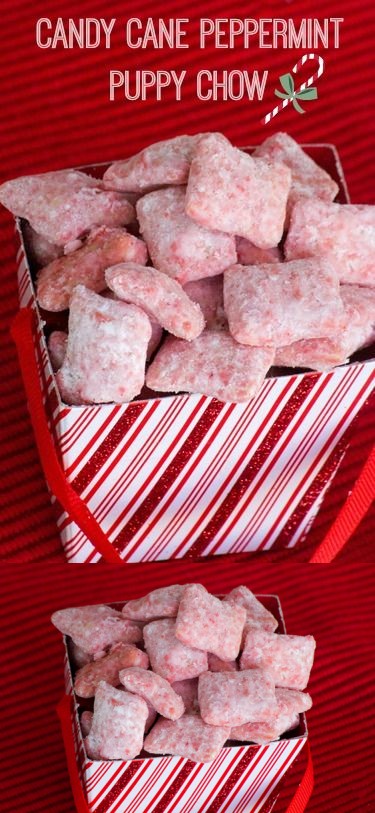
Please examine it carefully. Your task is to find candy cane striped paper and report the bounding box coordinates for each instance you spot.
[16,147,375,563]
[62,598,307,813]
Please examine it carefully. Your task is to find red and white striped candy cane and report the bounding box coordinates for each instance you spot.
[263,53,325,124]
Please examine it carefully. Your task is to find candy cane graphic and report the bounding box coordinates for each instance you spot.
[263,54,325,124]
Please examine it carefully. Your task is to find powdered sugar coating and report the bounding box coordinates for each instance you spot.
[199,669,277,727]
[122,585,185,621]
[23,222,63,267]
[183,276,227,330]
[0,169,134,245]
[236,238,282,266]
[223,586,278,633]
[51,604,142,655]
[119,666,185,720]
[47,331,68,371]
[185,133,291,248]
[137,186,236,284]
[285,201,375,286]
[146,331,274,403]
[103,135,202,193]
[80,710,94,737]
[56,286,151,404]
[171,678,199,713]
[254,132,338,219]
[143,618,208,682]
[230,687,311,744]
[175,583,246,661]
[37,226,147,311]
[74,643,149,698]
[275,284,375,370]
[207,654,238,673]
[105,263,205,340]
[85,681,148,760]
[144,713,230,763]
[224,260,345,346]
[241,630,316,690]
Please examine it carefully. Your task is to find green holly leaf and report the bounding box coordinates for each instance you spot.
[279,73,295,95]
[297,87,318,100]
[292,98,306,114]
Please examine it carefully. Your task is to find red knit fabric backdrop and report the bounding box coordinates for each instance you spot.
[1,562,374,812]
[0,0,374,560]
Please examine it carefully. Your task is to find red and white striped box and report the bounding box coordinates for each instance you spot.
[61,595,308,813]
[16,145,375,562]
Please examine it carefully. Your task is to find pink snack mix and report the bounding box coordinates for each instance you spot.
[37,226,148,311]
[285,201,375,286]
[171,678,199,713]
[207,654,238,673]
[0,169,135,245]
[103,134,201,193]
[56,286,151,404]
[74,643,149,698]
[143,617,208,682]
[253,132,338,216]
[236,237,282,266]
[146,331,274,403]
[23,222,63,267]
[51,604,142,656]
[185,133,291,248]
[144,714,230,763]
[80,710,94,737]
[136,186,237,284]
[105,263,205,340]
[224,260,345,347]
[47,331,68,371]
[241,630,316,690]
[230,687,312,744]
[175,583,246,661]
[223,586,278,633]
[69,642,92,669]
[183,276,227,330]
[198,669,277,727]
[122,584,185,621]
[85,681,149,760]
[119,667,185,720]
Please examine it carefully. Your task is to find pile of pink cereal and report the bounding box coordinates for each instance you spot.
[2,131,374,404]
[51,583,315,762]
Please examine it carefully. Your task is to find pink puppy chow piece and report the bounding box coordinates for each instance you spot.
[199,669,277,727]
[236,238,282,266]
[230,687,312,744]
[285,201,375,286]
[74,643,149,698]
[136,186,236,285]
[146,331,274,403]
[143,618,208,682]
[37,226,147,311]
[224,260,345,347]
[23,222,63,268]
[183,276,227,330]
[223,586,278,633]
[80,711,94,737]
[240,630,316,691]
[56,286,151,404]
[85,681,148,760]
[185,133,291,249]
[122,584,185,621]
[69,642,92,669]
[105,263,205,340]
[175,584,246,661]
[171,678,199,713]
[0,169,135,245]
[119,667,185,720]
[144,714,230,763]
[103,134,202,193]
[47,331,68,371]
[275,284,375,371]
[207,654,238,673]
[254,132,338,215]
[51,604,142,656]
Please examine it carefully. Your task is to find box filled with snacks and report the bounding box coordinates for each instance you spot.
[6,132,375,561]
[53,583,314,813]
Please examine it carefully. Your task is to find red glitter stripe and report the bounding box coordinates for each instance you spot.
[72,403,148,494]
[186,375,318,558]
[113,399,224,556]
[142,760,197,813]
[204,746,260,813]
[93,761,148,813]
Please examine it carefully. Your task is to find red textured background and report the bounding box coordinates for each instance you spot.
[1,561,375,812]
[0,0,374,560]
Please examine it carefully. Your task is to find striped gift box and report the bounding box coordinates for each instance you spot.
[16,145,375,562]
[60,596,308,813]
